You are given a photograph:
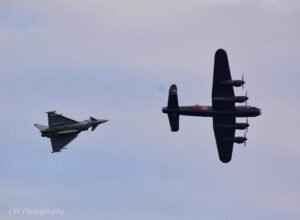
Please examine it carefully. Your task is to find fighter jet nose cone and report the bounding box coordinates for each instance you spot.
[101,119,109,124]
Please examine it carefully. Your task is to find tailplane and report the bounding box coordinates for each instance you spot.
[166,84,179,132]
[168,113,179,132]
[168,84,179,109]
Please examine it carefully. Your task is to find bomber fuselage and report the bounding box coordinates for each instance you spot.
[162,105,261,117]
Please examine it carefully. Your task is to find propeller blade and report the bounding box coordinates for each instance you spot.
[242,74,244,89]
[244,131,247,147]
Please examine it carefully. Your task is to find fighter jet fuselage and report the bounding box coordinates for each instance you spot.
[40,118,108,137]
[34,111,108,152]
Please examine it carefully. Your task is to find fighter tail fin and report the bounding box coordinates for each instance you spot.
[167,84,179,131]
[34,124,48,131]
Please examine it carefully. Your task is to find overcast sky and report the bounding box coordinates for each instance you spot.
[1,1,300,219]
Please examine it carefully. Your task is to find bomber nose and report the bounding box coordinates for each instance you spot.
[257,108,262,115]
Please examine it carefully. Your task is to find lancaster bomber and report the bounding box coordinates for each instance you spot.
[162,49,261,163]
[34,111,108,153]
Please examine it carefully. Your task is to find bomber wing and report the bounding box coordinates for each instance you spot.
[212,49,236,162]
[213,116,235,163]
[47,111,78,128]
[50,133,79,152]
[212,49,235,110]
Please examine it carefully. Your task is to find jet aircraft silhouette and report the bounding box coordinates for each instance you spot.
[34,111,108,153]
[162,49,261,163]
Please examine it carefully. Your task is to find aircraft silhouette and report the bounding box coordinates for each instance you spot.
[34,111,108,153]
[162,49,261,163]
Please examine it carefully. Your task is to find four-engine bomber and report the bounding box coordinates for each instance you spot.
[162,49,261,163]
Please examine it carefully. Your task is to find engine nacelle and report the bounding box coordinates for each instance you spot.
[225,136,247,144]
[221,80,245,87]
[213,96,248,103]
[215,123,249,130]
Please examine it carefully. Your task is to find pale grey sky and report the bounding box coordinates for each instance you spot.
[1,1,300,219]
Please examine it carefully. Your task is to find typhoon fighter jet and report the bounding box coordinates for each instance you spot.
[162,49,261,163]
[34,111,108,153]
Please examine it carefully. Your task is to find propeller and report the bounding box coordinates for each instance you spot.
[245,90,248,106]
[244,131,247,147]
[242,74,245,89]
[246,117,249,132]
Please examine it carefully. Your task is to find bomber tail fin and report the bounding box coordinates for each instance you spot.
[167,84,179,109]
[166,84,179,132]
[168,113,179,132]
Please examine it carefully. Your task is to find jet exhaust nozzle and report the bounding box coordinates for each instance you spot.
[34,124,48,131]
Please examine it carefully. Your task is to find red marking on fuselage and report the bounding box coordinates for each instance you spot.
[193,105,209,111]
